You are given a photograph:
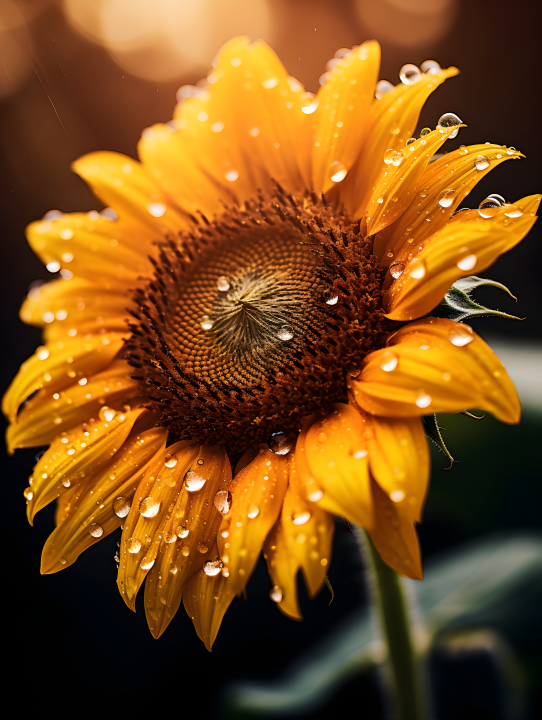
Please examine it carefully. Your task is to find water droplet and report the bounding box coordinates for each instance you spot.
[113,497,131,518]
[200,315,214,331]
[353,449,368,459]
[478,197,503,217]
[269,585,283,602]
[449,324,474,347]
[140,557,155,571]
[375,80,394,99]
[457,254,477,271]
[390,490,405,502]
[23,487,33,500]
[140,497,160,518]
[204,559,224,576]
[181,545,190,557]
[421,59,442,75]
[217,276,230,292]
[458,145,468,156]
[128,538,142,553]
[406,137,417,146]
[438,112,462,139]
[97,405,116,423]
[474,155,490,171]
[301,93,319,114]
[506,147,517,155]
[438,188,456,208]
[293,511,311,526]
[309,489,324,502]
[224,170,239,182]
[197,543,209,554]
[267,430,297,456]
[380,350,399,372]
[46,261,61,273]
[415,392,432,409]
[184,470,207,492]
[504,206,523,218]
[89,523,104,538]
[164,530,177,544]
[263,77,278,89]
[214,489,233,515]
[399,64,422,85]
[176,525,189,538]
[147,203,166,218]
[164,454,178,469]
[329,161,348,183]
[389,262,405,279]
[420,127,431,137]
[247,504,260,519]
[277,326,294,341]
[409,259,426,279]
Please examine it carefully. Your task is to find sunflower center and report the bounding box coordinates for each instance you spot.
[126,188,385,454]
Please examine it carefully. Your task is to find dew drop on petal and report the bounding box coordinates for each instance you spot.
[309,489,324,502]
[184,470,207,492]
[474,155,490,171]
[457,254,477,271]
[420,128,431,137]
[214,489,232,515]
[409,259,426,279]
[329,161,348,183]
[380,350,399,372]
[147,203,166,218]
[399,64,422,85]
[301,93,319,114]
[478,197,502,217]
[390,490,405,502]
[247,504,260,519]
[23,487,33,501]
[225,170,239,182]
[438,188,456,208]
[375,80,394,99]
[353,449,368,459]
[293,511,311,526]
[421,59,441,75]
[140,557,155,571]
[177,525,189,538]
[217,276,230,292]
[267,430,296,456]
[415,392,432,409]
[140,497,160,517]
[89,523,104,538]
[449,324,474,347]
[127,537,142,553]
[99,406,116,422]
[458,145,469,155]
[506,147,517,155]
[164,454,178,469]
[438,112,462,139]
[197,543,209,554]
[204,560,224,576]
[46,261,60,273]
[389,262,405,279]
[277,326,294,341]
[504,207,523,218]
[269,585,283,602]
[200,315,214,330]
[263,77,278,89]
[113,496,131,518]
[181,545,190,557]
[406,137,416,145]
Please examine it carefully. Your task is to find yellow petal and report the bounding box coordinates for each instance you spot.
[282,454,334,596]
[8,359,140,450]
[365,124,461,235]
[72,152,191,234]
[312,41,381,194]
[217,447,289,597]
[263,519,302,620]
[340,66,459,216]
[183,543,232,652]
[26,408,145,524]
[117,441,199,611]
[367,476,422,580]
[41,423,167,573]
[349,404,429,522]
[352,318,520,423]
[2,333,125,425]
[384,209,538,320]
[300,404,374,529]
[374,143,522,263]
[144,445,232,638]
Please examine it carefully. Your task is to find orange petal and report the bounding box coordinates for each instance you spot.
[263,519,302,620]
[384,207,538,321]
[117,441,200,611]
[300,404,374,529]
[41,422,167,573]
[365,124,461,235]
[312,41,381,194]
[352,318,520,423]
[2,333,125,425]
[217,447,289,597]
[144,445,232,638]
[281,454,334,596]
[374,143,522,263]
[340,66,459,216]
[26,408,145,524]
[348,404,429,522]
[183,543,233,652]
[367,476,422,580]
[72,152,191,234]
[8,359,140,450]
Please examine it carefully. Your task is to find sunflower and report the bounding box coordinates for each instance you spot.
[4,38,539,651]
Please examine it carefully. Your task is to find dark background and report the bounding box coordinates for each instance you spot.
[1,1,541,717]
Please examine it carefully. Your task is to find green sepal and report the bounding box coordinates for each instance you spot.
[430,275,521,322]
[422,413,455,468]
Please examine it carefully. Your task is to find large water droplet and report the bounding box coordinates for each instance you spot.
[390,490,405,502]
[127,537,142,553]
[176,525,189,538]
[438,188,456,208]
[292,511,311,526]
[504,206,523,218]
[204,559,224,577]
[247,504,260,519]
[478,196,503,217]
[214,489,233,515]
[474,155,490,171]
[217,276,230,292]
[164,454,178,469]
[200,315,214,331]
[197,543,209,554]
[147,203,166,218]
[164,531,177,544]
[380,349,399,372]
[421,59,441,75]
[353,449,368,459]
[409,259,426,279]
[140,556,155,571]
[277,326,294,341]
[399,64,422,85]
[329,161,348,183]
[267,429,297,456]
[89,523,104,538]
[389,262,405,280]
[23,487,33,501]
[415,392,432,409]
[224,170,239,182]
[457,254,477,271]
[140,497,160,517]
[449,324,474,347]
[375,80,394,99]
[113,496,131,518]
[180,545,190,557]
[269,585,283,602]
[301,93,319,114]
[263,77,278,89]
[438,112,462,139]
[506,147,517,155]
[309,489,324,502]
[383,148,404,166]
[184,470,207,492]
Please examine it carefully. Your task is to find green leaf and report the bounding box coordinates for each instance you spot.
[431,275,521,322]
[422,414,455,468]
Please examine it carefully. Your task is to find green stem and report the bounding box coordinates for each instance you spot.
[358,528,427,720]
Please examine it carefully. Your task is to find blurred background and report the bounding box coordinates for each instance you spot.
[1,1,541,718]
